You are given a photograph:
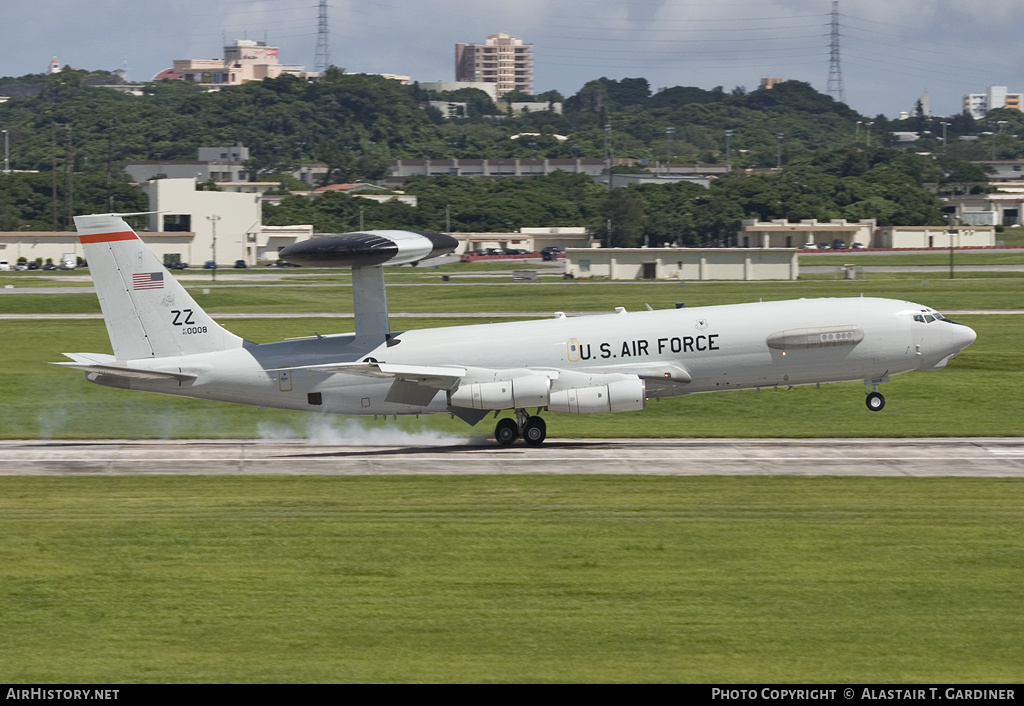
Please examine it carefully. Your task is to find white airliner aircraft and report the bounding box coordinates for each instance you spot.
[56,214,977,445]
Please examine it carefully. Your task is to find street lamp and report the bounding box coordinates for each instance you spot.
[207,214,220,282]
[724,129,734,171]
[1,130,8,173]
[775,133,784,169]
[865,121,874,147]
[940,121,949,150]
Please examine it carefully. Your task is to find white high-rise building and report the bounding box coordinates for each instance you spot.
[455,33,533,97]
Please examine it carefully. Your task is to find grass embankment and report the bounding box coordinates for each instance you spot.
[1,475,1021,683]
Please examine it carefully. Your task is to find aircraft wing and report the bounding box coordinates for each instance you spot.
[577,363,692,383]
[52,353,198,382]
[268,361,466,390]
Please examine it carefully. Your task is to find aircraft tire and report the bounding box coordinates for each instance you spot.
[866,391,885,411]
[495,418,519,446]
[522,416,547,446]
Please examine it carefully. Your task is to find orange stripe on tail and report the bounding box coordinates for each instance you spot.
[79,231,138,244]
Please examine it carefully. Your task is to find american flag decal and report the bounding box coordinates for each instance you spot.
[132,272,164,290]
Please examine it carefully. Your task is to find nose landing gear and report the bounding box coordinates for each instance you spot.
[866,390,885,411]
[494,409,547,446]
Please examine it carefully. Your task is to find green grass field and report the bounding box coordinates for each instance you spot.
[0,313,1019,440]
[1,475,1021,683]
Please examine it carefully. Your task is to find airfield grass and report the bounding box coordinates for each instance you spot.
[0,475,1022,683]
[3,273,1024,315]
[0,313,1020,440]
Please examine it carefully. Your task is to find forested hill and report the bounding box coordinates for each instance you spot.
[0,68,1005,239]
[1,68,999,178]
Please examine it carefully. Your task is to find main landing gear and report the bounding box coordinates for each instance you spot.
[495,409,547,446]
[866,390,885,411]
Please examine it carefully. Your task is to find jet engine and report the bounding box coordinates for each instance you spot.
[448,375,551,410]
[548,378,646,414]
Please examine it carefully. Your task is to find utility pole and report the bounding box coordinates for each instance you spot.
[775,133,784,169]
[664,126,674,176]
[65,126,73,230]
[604,124,612,189]
[2,129,8,173]
[51,128,58,231]
[724,129,734,171]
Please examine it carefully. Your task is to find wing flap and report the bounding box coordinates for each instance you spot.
[269,361,466,390]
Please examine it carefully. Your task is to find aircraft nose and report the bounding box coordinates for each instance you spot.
[955,322,978,351]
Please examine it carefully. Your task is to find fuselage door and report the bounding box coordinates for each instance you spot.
[567,338,581,362]
[278,367,293,392]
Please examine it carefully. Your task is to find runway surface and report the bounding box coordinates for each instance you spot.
[1,438,1023,476]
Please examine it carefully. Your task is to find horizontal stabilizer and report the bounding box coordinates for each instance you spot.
[53,353,196,382]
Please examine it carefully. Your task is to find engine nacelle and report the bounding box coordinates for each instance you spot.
[448,375,551,410]
[548,378,646,414]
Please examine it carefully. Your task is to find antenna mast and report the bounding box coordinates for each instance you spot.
[826,0,846,104]
[315,0,330,73]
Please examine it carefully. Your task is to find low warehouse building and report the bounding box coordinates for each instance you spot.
[565,248,799,281]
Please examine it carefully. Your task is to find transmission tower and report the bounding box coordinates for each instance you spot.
[826,0,846,104]
[314,0,330,73]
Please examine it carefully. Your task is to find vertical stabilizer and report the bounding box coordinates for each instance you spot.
[74,214,244,360]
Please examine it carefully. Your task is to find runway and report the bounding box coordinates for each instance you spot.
[1,438,1023,476]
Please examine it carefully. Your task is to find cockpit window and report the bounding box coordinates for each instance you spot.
[924,314,935,323]
[933,312,946,320]
[914,314,925,323]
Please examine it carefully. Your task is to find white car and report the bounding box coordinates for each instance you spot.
[0,260,10,271]
[15,263,29,271]
[801,243,818,250]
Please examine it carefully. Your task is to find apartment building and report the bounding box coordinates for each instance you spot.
[455,32,533,97]
[963,85,1022,119]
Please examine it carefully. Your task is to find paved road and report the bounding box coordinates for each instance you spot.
[2,438,1022,476]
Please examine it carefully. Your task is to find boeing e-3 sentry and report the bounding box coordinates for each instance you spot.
[56,214,977,445]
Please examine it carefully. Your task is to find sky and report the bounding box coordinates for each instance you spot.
[2,0,1023,119]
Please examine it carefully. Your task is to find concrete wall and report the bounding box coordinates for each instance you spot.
[565,248,799,281]
[877,226,996,249]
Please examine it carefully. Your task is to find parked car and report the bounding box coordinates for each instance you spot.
[541,246,564,261]
[15,262,29,271]
[42,262,57,270]
[0,260,10,271]
[27,261,40,270]
[852,242,866,249]
[832,239,847,250]
[203,260,217,269]
[817,242,831,250]
[234,260,247,269]
[166,261,188,270]
[801,243,818,250]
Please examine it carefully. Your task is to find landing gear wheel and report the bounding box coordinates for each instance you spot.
[866,391,885,412]
[495,418,519,446]
[522,416,547,446]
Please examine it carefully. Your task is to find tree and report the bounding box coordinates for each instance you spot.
[601,188,646,247]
